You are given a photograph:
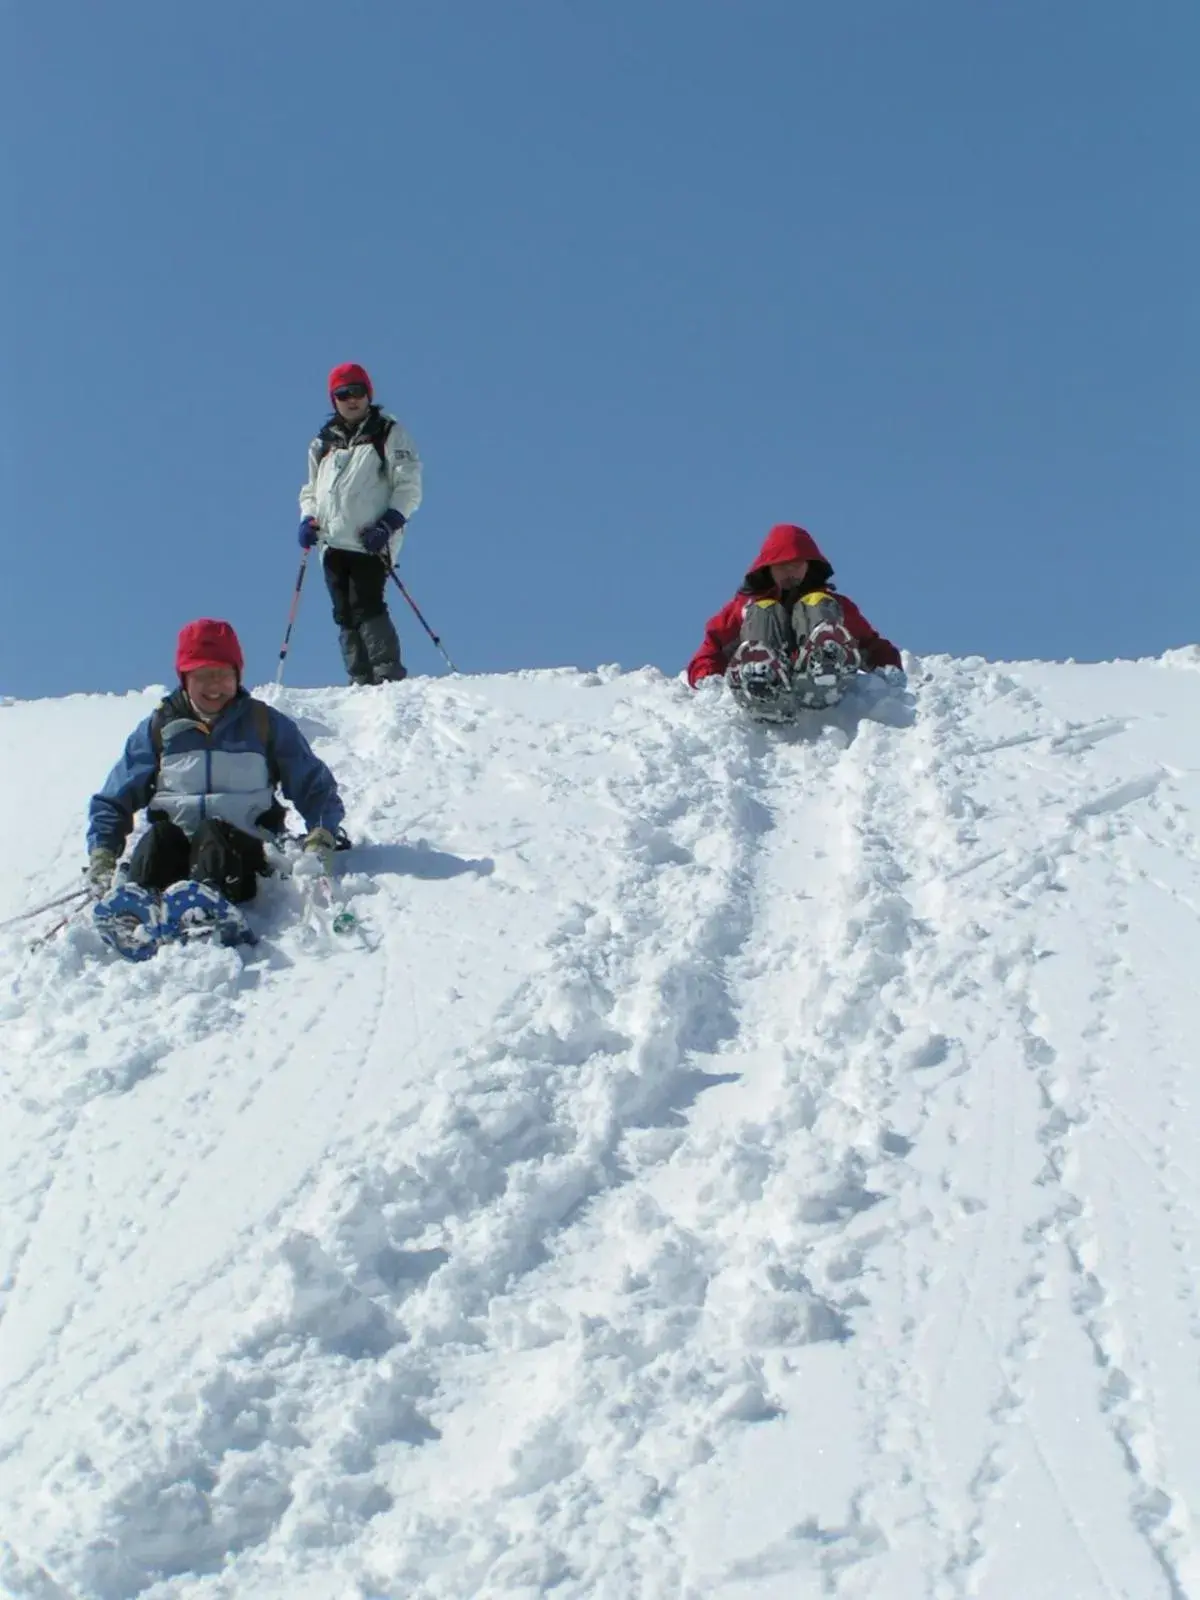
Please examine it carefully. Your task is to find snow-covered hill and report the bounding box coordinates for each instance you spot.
[3,651,1200,1600]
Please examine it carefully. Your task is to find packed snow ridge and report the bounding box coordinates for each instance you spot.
[3,649,1200,1600]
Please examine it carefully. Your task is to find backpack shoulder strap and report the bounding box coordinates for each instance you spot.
[372,416,394,473]
[247,698,279,786]
[149,702,170,762]
[312,416,342,467]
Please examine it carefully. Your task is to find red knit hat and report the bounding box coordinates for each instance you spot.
[175,619,244,679]
[328,361,373,400]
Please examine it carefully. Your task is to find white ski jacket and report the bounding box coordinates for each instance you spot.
[299,409,423,558]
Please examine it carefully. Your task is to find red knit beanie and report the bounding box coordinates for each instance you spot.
[328,361,373,399]
[175,619,244,679]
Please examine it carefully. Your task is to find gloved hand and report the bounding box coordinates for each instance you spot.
[298,516,320,550]
[361,508,406,555]
[86,846,118,896]
[876,664,908,688]
[302,826,336,873]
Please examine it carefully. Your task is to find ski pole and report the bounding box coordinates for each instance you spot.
[275,550,311,685]
[381,560,458,673]
[0,884,90,931]
[30,908,79,950]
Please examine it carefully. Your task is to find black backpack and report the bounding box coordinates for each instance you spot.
[314,411,394,475]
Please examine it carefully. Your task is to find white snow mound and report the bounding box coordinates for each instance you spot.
[2,655,1200,1599]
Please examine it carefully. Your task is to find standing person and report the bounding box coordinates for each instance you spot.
[87,618,347,907]
[687,523,903,718]
[298,362,424,685]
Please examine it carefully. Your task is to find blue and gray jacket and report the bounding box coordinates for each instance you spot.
[87,688,345,853]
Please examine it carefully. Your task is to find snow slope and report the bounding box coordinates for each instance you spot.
[2,650,1200,1600]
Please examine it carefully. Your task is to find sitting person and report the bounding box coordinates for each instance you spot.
[86,618,346,903]
[687,523,902,715]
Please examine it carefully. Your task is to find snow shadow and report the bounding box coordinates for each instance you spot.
[817,682,917,739]
[629,1066,743,1129]
[284,712,336,742]
[738,681,915,749]
[347,841,495,880]
[370,1244,450,1294]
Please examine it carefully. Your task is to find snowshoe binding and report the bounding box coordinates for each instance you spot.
[93,883,165,962]
[160,880,258,948]
[727,641,797,723]
[792,593,861,708]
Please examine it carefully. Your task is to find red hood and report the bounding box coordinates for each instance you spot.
[747,524,828,573]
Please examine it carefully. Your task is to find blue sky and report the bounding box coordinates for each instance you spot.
[6,0,1197,698]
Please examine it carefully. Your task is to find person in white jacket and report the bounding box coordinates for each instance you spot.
[298,362,424,684]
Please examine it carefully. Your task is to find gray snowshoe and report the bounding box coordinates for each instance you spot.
[790,592,862,708]
[727,641,797,722]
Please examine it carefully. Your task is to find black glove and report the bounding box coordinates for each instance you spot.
[361,508,406,555]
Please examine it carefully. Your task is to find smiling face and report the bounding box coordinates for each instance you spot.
[186,665,239,719]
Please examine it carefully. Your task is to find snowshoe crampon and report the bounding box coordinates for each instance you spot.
[787,592,861,708]
[93,883,164,962]
[160,880,258,948]
[793,621,861,707]
[727,641,797,723]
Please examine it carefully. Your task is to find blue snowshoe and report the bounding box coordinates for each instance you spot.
[93,883,166,962]
[160,880,258,948]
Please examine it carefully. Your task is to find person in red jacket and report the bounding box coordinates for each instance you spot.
[687,523,902,718]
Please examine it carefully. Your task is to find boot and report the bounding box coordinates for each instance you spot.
[359,612,407,683]
[338,627,374,686]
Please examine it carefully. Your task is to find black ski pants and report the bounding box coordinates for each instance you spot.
[323,548,405,683]
[323,548,389,628]
[127,819,266,903]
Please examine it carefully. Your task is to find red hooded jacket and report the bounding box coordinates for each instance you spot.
[687,524,901,687]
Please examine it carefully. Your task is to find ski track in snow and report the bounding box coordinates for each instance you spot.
[2,656,1200,1599]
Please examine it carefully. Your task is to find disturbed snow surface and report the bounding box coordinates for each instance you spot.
[2,650,1200,1599]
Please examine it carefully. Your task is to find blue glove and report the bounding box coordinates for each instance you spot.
[298,517,320,550]
[361,508,406,555]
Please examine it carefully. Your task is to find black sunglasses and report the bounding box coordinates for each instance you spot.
[333,383,369,401]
